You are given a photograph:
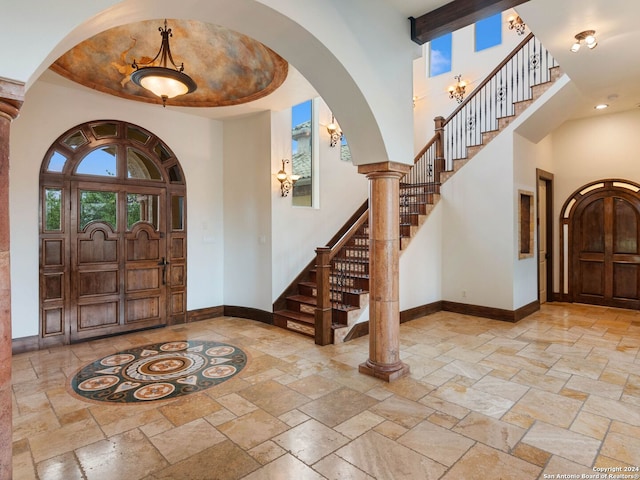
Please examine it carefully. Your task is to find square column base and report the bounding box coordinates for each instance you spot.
[358,360,410,382]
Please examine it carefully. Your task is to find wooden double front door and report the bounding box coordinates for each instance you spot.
[40,120,187,345]
[572,183,640,309]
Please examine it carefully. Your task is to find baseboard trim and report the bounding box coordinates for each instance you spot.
[12,335,40,355]
[400,301,443,324]
[223,306,273,325]
[187,306,224,323]
[442,300,540,323]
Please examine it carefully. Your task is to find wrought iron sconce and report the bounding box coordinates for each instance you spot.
[507,15,526,36]
[326,115,343,147]
[570,30,597,53]
[276,159,300,197]
[448,74,467,104]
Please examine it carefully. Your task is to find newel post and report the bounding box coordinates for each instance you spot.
[314,246,332,345]
[434,116,445,187]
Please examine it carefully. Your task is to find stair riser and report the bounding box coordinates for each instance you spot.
[286,298,316,315]
[273,315,315,337]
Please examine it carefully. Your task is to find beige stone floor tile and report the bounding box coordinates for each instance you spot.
[313,453,375,480]
[373,420,408,440]
[510,368,568,393]
[336,430,447,480]
[522,421,601,466]
[35,451,85,480]
[583,395,640,426]
[146,441,260,480]
[511,442,551,467]
[398,419,475,466]
[99,407,165,437]
[273,418,349,464]
[216,393,258,416]
[12,445,37,480]
[217,409,289,450]
[158,392,223,426]
[286,373,342,399]
[432,381,514,418]
[238,379,310,417]
[441,443,540,479]
[428,411,459,429]
[241,453,324,480]
[551,355,608,380]
[76,428,167,480]
[570,411,611,440]
[380,375,434,401]
[453,411,525,452]
[368,394,434,429]
[541,455,600,478]
[419,395,470,419]
[509,389,582,428]
[278,408,310,427]
[600,431,640,466]
[364,386,395,401]
[472,374,530,402]
[12,406,60,443]
[203,406,237,426]
[248,440,286,465]
[335,410,385,439]
[298,387,378,428]
[139,416,174,437]
[150,418,226,464]
[559,387,590,401]
[29,417,104,463]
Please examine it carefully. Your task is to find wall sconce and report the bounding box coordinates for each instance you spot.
[507,15,526,35]
[276,159,300,197]
[448,74,467,104]
[326,115,343,147]
[570,30,597,53]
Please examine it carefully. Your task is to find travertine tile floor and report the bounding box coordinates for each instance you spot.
[11,303,640,479]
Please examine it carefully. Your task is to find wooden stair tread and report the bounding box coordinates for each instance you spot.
[287,294,317,306]
[274,310,315,325]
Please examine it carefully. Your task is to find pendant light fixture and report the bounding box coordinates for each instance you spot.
[130,19,197,106]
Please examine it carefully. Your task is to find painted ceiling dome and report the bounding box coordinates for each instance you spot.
[51,19,288,107]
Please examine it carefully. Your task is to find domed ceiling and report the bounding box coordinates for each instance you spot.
[51,19,288,107]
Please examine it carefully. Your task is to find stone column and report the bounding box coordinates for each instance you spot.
[0,77,24,480]
[357,161,411,382]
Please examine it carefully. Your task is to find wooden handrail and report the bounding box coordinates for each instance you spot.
[445,32,534,125]
[327,209,369,261]
[412,131,440,165]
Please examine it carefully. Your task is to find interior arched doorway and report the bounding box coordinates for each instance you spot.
[560,179,640,309]
[39,120,187,346]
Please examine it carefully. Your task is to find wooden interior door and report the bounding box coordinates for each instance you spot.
[538,178,548,303]
[70,183,166,341]
[572,189,640,309]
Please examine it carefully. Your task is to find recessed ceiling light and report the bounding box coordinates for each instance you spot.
[594,104,609,110]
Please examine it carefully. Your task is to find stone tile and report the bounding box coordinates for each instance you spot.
[217,409,289,450]
[432,382,514,418]
[149,441,260,480]
[373,420,408,440]
[565,375,624,400]
[335,411,385,439]
[248,440,286,465]
[76,428,168,480]
[453,412,525,452]
[150,418,226,464]
[35,452,85,480]
[541,455,599,478]
[522,421,601,466]
[336,430,447,480]
[441,443,540,479]
[600,431,640,466]
[509,389,582,428]
[583,395,640,426]
[29,417,104,463]
[216,393,258,416]
[273,419,349,464]
[511,442,551,467]
[472,375,530,402]
[442,359,492,380]
[158,393,223,426]
[511,368,568,393]
[419,395,470,419]
[398,420,475,466]
[380,376,434,401]
[238,379,310,417]
[242,453,324,480]
[299,387,378,428]
[570,411,610,440]
[13,445,37,480]
[368,395,434,429]
[286,374,342,399]
[313,454,375,480]
[278,409,310,427]
[551,356,608,380]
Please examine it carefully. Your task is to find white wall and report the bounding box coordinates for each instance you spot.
[270,100,368,301]
[223,112,273,311]
[413,10,523,153]
[10,76,224,338]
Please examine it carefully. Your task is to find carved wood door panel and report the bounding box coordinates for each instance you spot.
[572,189,640,309]
[70,183,167,342]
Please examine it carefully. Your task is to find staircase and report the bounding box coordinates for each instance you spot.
[274,33,561,343]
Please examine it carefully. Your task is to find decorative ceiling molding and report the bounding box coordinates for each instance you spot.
[50,19,288,108]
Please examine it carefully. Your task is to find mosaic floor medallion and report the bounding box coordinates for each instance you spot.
[71,340,247,403]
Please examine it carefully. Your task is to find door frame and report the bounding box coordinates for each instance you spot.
[536,169,554,303]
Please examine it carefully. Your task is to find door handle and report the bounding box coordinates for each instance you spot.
[157,257,170,285]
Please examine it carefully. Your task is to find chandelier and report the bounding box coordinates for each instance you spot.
[130,20,197,106]
[448,74,467,104]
